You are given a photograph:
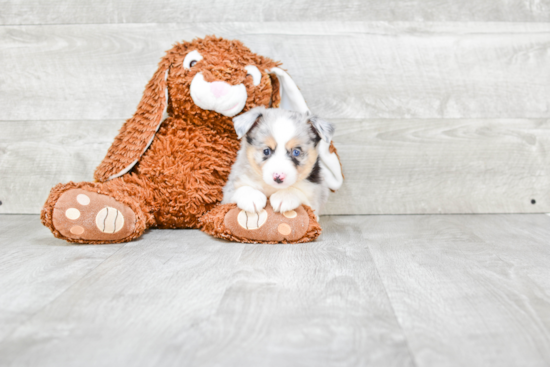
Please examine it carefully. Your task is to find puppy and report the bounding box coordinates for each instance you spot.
[222,106,335,216]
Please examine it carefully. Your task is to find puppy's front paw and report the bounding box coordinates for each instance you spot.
[235,190,267,213]
[270,190,302,213]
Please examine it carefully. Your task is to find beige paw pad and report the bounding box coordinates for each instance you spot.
[95,207,125,234]
[65,208,80,220]
[70,226,85,235]
[277,223,292,236]
[283,210,297,218]
[76,194,90,205]
[237,209,268,230]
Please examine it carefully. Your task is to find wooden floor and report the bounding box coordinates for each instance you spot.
[1,214,550,367]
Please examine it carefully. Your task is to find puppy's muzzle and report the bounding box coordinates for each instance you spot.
[273,173,286,184]
[190,72,247,117]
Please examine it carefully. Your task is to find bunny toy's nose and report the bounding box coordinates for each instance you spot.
[210,81,230,98]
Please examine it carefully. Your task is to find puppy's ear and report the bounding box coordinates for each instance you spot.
[268,67,309,113]
[309,115,335,143]
[233,106,265,139]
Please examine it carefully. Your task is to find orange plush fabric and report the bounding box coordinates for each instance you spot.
[41,36,340,244]
[93,37,279,183]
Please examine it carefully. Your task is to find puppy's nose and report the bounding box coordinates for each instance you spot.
[210,81,230,98]
[273,173,286,184]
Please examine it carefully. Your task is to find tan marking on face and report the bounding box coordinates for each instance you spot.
[265,136,277,150]
[246,146,264,177]
[297,148,319,182]
[285,137,301,152]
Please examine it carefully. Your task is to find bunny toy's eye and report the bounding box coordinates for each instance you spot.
[183,50,203,69]
[245,65,262,86]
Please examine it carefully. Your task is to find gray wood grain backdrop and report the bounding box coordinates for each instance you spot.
[1,0,549,24]
[0,3,549,214]
[2,23,550,121]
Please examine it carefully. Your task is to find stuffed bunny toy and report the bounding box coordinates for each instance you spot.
[41,36,343,244]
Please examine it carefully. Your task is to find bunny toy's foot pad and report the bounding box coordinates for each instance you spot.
[52,189,136,242]
[201,203,322,244]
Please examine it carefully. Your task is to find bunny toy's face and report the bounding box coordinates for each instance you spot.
[165,37,280,120]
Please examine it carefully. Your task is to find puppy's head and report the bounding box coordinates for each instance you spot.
[233,107,335,189]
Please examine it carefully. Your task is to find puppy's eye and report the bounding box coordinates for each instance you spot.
[263,148,272,156]
[245,65,262,86]
[183,50,203,69]
[292,149,301,157]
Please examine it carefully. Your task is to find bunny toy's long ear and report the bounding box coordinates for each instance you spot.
[268,67,344,191]
[94,57,171,182]
[268,67,309,113]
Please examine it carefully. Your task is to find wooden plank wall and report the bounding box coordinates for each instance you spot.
[0,2,549,214]
[1,0,549,24]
